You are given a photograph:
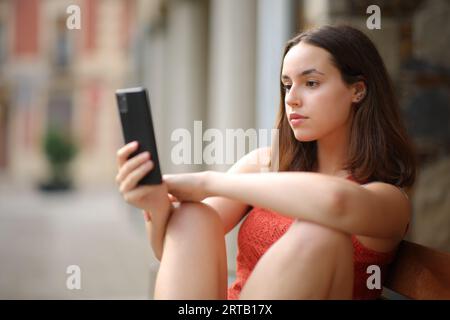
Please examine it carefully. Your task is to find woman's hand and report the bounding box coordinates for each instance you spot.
[163,171,215,203]
[116,141,182,260]
[116,141,171,217]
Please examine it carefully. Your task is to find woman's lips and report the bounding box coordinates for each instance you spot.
[289,113,308,126]
[290,118,307,126]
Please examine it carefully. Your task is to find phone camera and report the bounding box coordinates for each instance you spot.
[119,95,128,113]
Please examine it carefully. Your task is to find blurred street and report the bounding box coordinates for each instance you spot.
[0,0,449,300]
[0,180,158,299]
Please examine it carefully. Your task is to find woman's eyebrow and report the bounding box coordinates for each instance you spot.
[281,68,325,81]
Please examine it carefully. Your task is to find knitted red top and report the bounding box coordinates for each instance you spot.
[227,175,398,300]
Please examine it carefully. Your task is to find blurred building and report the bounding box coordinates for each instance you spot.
[0,0,449,292]
[0,0,136,186]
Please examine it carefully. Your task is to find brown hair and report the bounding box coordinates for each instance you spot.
[273,25,416,188]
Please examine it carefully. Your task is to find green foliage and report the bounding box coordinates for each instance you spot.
[42,127,78,187]
[43,128,77,166]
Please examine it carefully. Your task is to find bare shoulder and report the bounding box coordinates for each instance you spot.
[228,147,272,174]
[362,181,410,198]
[355,181,411,253]
[361,181,411,216]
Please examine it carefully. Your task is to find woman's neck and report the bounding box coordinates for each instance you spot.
[316,125,350,178]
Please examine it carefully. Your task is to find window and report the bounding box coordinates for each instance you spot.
[54,16,71,68]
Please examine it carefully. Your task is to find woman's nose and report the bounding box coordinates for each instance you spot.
[285,88,300,108]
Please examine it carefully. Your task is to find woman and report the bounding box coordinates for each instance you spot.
[115,25,416,300]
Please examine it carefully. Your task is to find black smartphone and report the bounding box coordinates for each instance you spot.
[115,87,162,185]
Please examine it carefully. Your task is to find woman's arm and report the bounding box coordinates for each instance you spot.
[205,171,343,227]
[202,171,410,240]
[202,147,271,234]
[116,141,175,261]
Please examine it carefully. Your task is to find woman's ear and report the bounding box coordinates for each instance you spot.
[351,81,367,103]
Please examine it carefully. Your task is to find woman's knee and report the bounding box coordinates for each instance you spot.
[167,202,224,236]
[285,220,353,254]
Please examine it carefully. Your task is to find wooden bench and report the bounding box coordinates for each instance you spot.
[382,240,450,299]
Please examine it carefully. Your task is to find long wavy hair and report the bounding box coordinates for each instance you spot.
[272,25,416,188]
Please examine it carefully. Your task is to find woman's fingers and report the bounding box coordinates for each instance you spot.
[120,160,154,193]
[123,185,154,203]
[168,193,179,202]
[163,174,189,200]
[116,151,150,184]
[117,141,139,168]
[143,210,152,222]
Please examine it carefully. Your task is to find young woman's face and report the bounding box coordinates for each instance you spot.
[281,42,356,142]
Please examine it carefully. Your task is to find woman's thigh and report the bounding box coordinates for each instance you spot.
[239,220,353,299]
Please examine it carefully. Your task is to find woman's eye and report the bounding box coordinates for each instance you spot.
[283,84,292,92]
[306,81,319,88]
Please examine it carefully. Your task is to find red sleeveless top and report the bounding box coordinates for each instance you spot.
[227,175,398,300]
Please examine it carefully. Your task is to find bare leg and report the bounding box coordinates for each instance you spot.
[153,202,228,299]
[239,220,354,299]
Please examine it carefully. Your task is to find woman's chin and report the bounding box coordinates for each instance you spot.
[293,131,316,142]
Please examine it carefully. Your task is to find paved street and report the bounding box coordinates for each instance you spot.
[0,182,159,299]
